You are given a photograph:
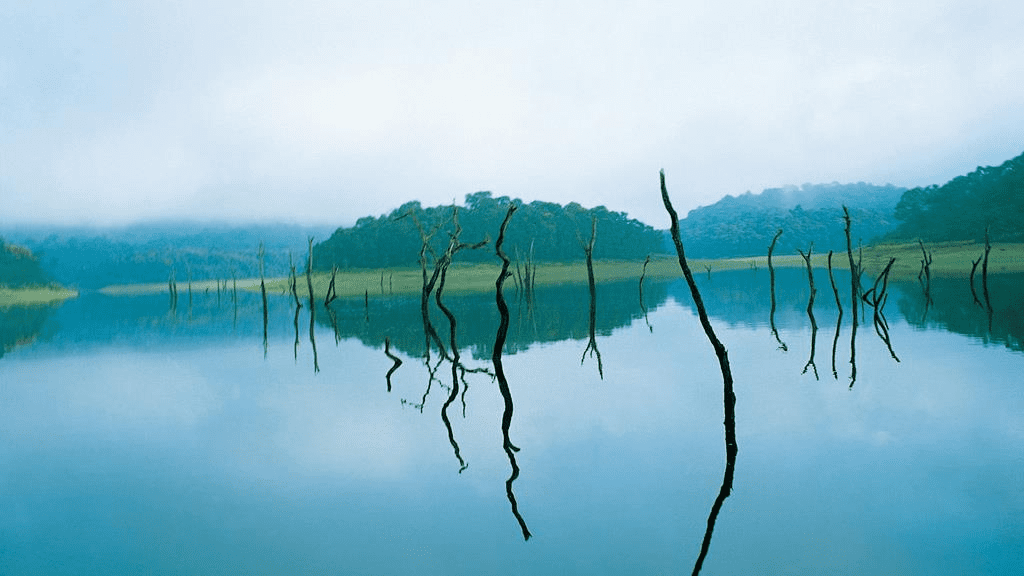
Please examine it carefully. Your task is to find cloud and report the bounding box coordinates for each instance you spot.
[2,0,1022,227]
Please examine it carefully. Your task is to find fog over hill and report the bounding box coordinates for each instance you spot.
[676,182,907,258]
[0,222,334,290]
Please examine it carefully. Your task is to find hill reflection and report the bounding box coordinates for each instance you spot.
[3,269,1024,358]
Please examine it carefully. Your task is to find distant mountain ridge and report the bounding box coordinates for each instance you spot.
[676,182,907,258]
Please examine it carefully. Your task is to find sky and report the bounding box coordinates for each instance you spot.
[2,0,1022,229]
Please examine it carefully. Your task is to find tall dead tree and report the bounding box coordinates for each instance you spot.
[258,241,268,357]
[660,171,735,576]
[397,209,447,359]
[797,244,818,380]
[767,229,786,351]
[289,252,302,308]
[828,251,843,380]
[917,239,933,304]
[982,227,993,314]
[324,265,339,307]
[639,254,653,332]
[842,207,858,387]
[168,267,178,310]
[492,204,532,541]
[970,256,984,307]
[579,216,603,378]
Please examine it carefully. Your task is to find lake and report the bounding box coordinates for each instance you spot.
[2,268,1022,575]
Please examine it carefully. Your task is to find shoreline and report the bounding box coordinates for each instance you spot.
[15,241,1021,301]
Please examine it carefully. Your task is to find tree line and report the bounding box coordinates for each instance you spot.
[888,150,1024,242]
[676,182,906,258]
[0,237,52,288]
[312,191,665,270]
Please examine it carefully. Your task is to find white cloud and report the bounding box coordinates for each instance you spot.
[2,0,1022,227]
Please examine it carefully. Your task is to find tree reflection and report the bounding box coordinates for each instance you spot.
[492,205,532,541]
[828,251,844,380]
[797,245,818,380]
[435,255,469,473]
[383,337,402,393]
[639,255,653,332]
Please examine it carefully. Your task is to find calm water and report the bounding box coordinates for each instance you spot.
[1,269,1022,575]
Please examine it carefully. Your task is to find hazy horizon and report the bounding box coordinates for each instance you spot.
[4,1,1022,229]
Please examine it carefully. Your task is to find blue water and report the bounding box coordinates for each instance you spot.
[1,272,1022,575]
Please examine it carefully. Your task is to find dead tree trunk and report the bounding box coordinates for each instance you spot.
[258,241,268,357]
[639,254,652,332]
[168,268,178,310]
[660,171,735,576]
[797,245,818,380]
[970,256,983,306]
[828,251,843,380]
[289,253,302,308]
[324,265,339,307]
[842,207,858,388]
[982,227,993,313]
[579,216,603,379]
[917,239,933,303]
[796,244,816,314]
[768,229,786,351]
[492,204,532,541]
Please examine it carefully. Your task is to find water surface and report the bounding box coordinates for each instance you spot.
[2,270,1022,574]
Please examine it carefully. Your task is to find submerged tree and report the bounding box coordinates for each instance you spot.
[797,244,818,380]
[492,204,532,541]
[579,216,603,378]
[767,229,786,350]
[661,171,736,576]
[827,251,843,380]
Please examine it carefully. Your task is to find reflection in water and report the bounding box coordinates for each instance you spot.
[639,255,653,332]
[849,313,858,389]
[309,305,319,374]
[293,305,301,361]
[0,304,53,358]
[660,172,736,575]
[896,274,1023,352]
[831,312,842,380]
[873,309,900,362]
[435,258,469,473]
[863,258,899,363]
[803,308,819,380]
[828,252,844,380]
[493,205,532,541]
[383,337,402,393]
[842,208,859,388]
[917,240,934,307]
[797,246,818,380]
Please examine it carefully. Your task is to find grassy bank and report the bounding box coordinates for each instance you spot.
[0,286,79,307]
[700,241,1024,280]
[96,241,1024,299]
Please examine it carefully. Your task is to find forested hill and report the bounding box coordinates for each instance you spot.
[0,237,52,288]
[313,192,665,270]
[887,150,1024,242]
[677,182,906,258]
